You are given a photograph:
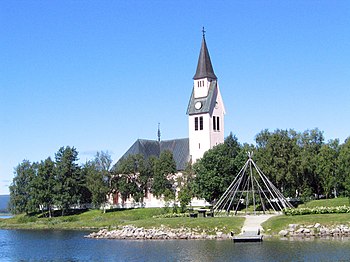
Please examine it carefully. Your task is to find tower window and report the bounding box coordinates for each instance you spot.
[195,116,203,131]
[197,80,205,87]
[213,116,220,131]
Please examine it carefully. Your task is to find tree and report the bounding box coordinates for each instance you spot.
[152,150,177,200]
[177,162,195,212]
[32,158,56,217]
[84,151,111,208]
[299,128,324,198]
[316,140,340,198]
[54,146,81,216]
[9,160,36,214]
[255,129,301,197]
[193,134,242,203]
[111,154,153,205]
[339,138,350,198]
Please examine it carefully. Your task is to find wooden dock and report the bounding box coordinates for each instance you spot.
[233,231,263,243]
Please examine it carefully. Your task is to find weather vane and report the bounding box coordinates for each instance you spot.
[202,26,206,38]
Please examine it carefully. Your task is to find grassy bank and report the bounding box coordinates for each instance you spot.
[0,208,244,235]
[2,198,349,235]
[262,197,350,234]
[262,213,350,234]
[298,197,349,208]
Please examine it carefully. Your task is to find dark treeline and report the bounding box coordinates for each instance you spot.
[193,128,350,204]
[9,128,350,215]
[9,146,178,216]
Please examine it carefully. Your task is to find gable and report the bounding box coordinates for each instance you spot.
[116,138,190,171]
[186,80,218,116]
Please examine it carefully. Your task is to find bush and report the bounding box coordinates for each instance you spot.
[152,213,189,219]
[62,216,79,222]
[284,205,350,216]
[17,215,37,223]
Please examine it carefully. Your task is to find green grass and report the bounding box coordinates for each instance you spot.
[0,208,244,234]
[262,213,350,235]
[298,197,349,208]
[129,217,244,235]
[262,197,350,234]
[2,198,349,235]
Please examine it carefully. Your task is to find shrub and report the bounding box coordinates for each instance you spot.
[284,205,350,216]
[17,215,37,223]
[152,213,189,219]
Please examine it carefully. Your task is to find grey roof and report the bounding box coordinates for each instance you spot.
[193,36,217,80]
[186,80,218,115]
[116,138,190,171]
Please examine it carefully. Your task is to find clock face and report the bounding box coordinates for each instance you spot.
[195,101,202,110]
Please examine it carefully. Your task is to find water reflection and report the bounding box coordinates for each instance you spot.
[1,230,350,261]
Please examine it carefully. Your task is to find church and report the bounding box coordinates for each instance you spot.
[108,32,226,208]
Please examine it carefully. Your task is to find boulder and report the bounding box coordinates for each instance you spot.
[279,230,289,237]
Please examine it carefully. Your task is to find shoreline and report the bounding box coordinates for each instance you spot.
[85,224,350,241]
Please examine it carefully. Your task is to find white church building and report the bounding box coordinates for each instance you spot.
[108,32,226,208]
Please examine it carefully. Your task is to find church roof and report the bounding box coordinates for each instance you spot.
[186,80,218,115]
[193,36,217,80]
[116,138,190,171]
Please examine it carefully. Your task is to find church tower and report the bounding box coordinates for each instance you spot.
[187,31,226,163]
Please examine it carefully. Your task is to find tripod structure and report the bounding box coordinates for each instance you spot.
[213,152,293,216]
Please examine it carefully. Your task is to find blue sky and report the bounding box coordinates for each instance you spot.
[1,1,349,195]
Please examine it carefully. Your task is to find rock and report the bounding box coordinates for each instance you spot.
[320,228,329,235]
[304,228,311,234]
[289,224,298,229]
[332,228,340,235]
[279,230,289,237]
[296,228,304,234]
[314,223,321,228]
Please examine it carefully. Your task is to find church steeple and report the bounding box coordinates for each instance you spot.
[188,30,225,163]
[193,28,217,80]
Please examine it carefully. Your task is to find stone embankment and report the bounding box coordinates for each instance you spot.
[85,225,230,240]
[279,223,350,238]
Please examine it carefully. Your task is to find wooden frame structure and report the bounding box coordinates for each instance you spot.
[213,152,293,216]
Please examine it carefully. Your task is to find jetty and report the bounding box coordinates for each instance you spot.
[233,214,277,243]
[233,230,263,242]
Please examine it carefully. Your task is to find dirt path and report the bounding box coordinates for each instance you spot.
[241,214,279,234]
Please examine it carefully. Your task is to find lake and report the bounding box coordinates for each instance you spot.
[0,215,13,219]
[1,229,350,261]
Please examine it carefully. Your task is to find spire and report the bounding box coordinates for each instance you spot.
[157,123,161,142]
[193,28,217,80]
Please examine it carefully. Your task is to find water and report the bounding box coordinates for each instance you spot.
[1,229,350,261]
[0,215,13,219]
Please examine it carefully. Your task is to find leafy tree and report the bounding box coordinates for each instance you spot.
[32,158,56,217]
[112,155,138,204]
[54,146,81,216]
[299,128,324,198]
[316,139,340,198]
[84,151,111,208]
[193,134,242,203]
[152,150,177,199]
[339,138,350,199]
[255,129,301,197]
[9,160,36,214]
[177,162,195,212]
[111,154,154,205]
